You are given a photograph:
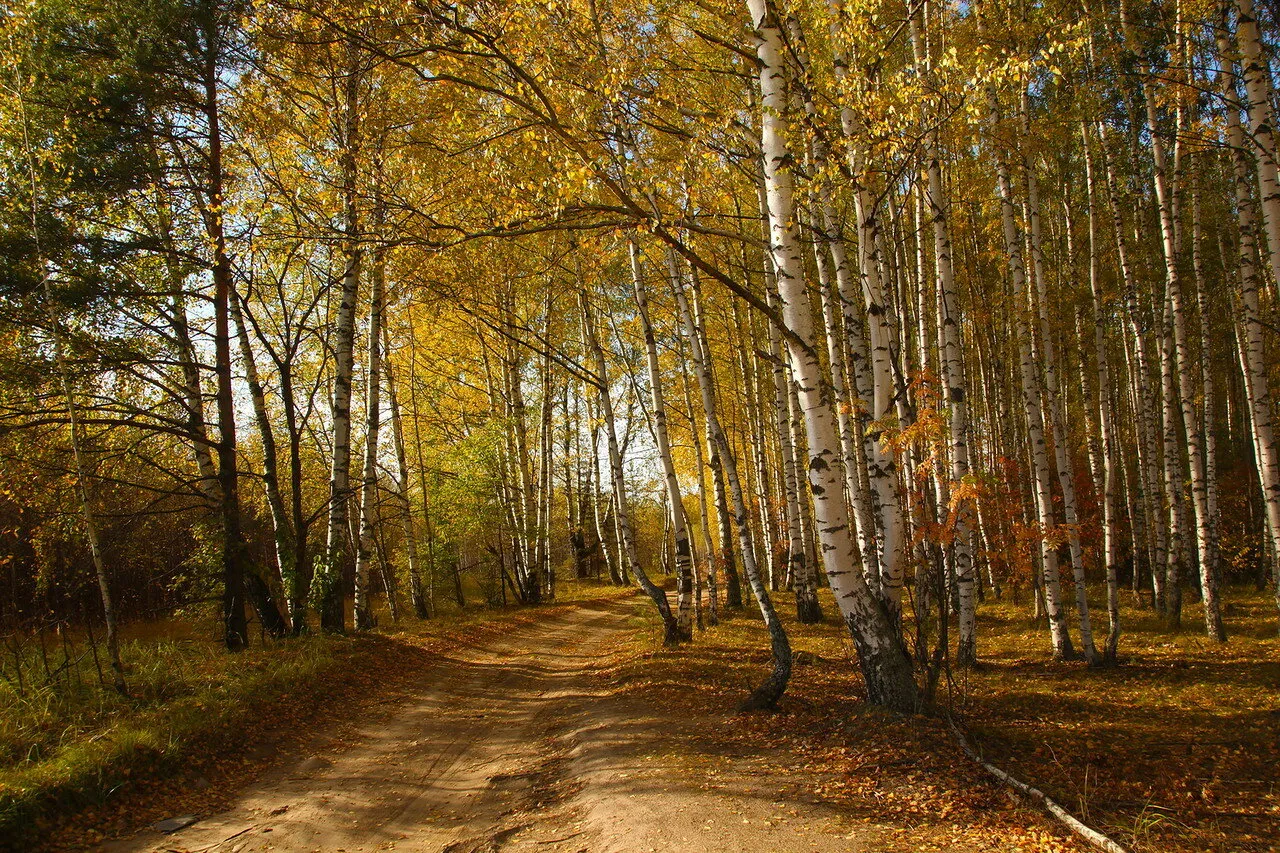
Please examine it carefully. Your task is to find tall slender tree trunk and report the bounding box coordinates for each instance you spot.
[747,0,916,711]
[585,396,620,585]
[1100,125,1168,610]
[321,58,363,634]
[632,241,694,640]
[910,2,977,663]
[202,19,248,650]
[1188,169,1227,641]
[1220,8,1280,622]
[406,327,438,616]
[155,184,221,511]
[814,30,898,602]
[580,288,679,644]
[227,296,290,638]
[822,198,883,593]
[678,328,718,625]
[353,219,386,631]
[813,217,878,594]
[1123,1,1213,631]
[1023,136,1098,664]
[385,344,429,619]
[987,80,1074,660]
[786,370,823,618]
[852,178,909,621]
[1082,129,1123,661]
[672,257,791,710]
[766,279,817,621]
[735,296,783,595]
[687,266,743,608]
[1237,0,1280,285]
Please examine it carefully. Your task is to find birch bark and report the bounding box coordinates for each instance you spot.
[1219,9,1280,620]
[580,287,679,644]
[748,0,916,710]
[689,266,743,608]
[1082,130,1123,661]
[1237,0,1280,283]
[1100,128,1167,609]
[987,86,1074,660]
[320,58,362,634]
[353,227,385,631]
[632,241,694,640]
[1123,1,1213,630]
[384,345,429,619]
[909,3,976,663]
[766,280,816,621]
[1023,140,1098,664]
[825,6,904,610]
[1188,170,1227,641]
[672,258,792,709]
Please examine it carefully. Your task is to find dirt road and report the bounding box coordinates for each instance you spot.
[103,599,958,853]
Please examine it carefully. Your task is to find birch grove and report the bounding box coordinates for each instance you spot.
[4,0,1280,720]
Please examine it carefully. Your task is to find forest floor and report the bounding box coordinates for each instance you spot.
[19,583,1279,853]
[631,585,1279,853]
[960,588,1280,852]
[28,586,1085,853]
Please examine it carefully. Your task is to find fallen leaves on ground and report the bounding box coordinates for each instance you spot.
[608,585,1279,853]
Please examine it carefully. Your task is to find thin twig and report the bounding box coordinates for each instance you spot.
[164,825,256,853]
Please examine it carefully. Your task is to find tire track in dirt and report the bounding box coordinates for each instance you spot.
[103,600,623,853]
[101,599,966,853]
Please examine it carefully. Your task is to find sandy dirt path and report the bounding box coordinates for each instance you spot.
[103,599,945,853]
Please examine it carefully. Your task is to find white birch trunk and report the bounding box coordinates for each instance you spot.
[632,241,694,640]
[824,6,905,612]
[1082,129,1123,661]
[1237,0,1280,286]
[1123,3,1210,629]
[688,266,744,607]
[1099,126,1168,609]
[910,3,977,663]
[853,183,909,619]
[353,235,385,631]
[321,64,362,633]
[766,281,817,621]
[824,208,883,593]
[1188,170,1227,641]
[580,288,678,644]
[783,26,881,589]
[680,335,718,625]
[1023,143,1098,664]
[672,256,792,709]
[1219,10,1280,620]
[748,0,916,710]
[988,89,1075,659]
[384,344,428,619]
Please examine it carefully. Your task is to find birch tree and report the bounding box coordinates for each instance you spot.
[747,0,917,711]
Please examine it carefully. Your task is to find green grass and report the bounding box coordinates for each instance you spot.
[0,625,348,846]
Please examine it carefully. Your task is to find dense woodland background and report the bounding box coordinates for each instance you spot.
[1,0,1279,731]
